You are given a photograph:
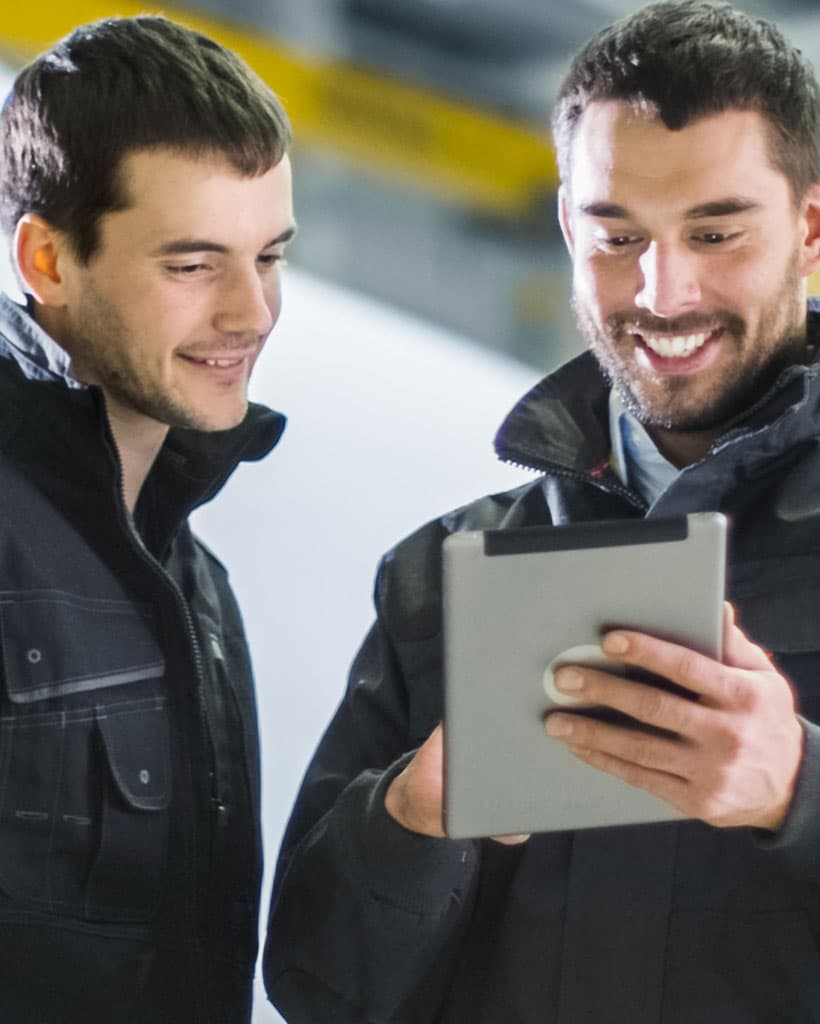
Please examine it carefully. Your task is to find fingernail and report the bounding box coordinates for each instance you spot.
[602,632,629,655]
[547,715,573,738]
[555,667,583,691]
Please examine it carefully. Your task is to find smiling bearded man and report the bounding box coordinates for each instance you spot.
[265,4,820,1023]
[564,102,811,446]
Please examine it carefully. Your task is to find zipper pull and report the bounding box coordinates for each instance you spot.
[209,632,225,662]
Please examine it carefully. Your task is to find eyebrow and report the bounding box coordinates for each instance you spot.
[577,198,761,220]
[683,199,761,219]
[151,224,298,257]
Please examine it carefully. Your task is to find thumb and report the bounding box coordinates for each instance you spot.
[722,601,772,671]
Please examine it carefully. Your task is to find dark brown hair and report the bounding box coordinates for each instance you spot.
[552,0,820,203]
[0,15,292,260]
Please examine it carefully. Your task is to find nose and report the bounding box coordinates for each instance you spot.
[635,241,702,318]
[212,265,278,338]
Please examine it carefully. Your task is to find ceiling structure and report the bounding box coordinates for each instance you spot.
[183,0,820,367]
[2,1,819,367]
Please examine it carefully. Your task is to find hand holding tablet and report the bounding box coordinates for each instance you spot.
[442,513,728,838]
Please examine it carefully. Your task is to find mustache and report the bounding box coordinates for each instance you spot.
[178,338,262,356]
[606,310,746,336]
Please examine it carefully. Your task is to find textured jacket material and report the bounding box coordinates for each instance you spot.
[0,295,284,1023]
[266,303,820,1023]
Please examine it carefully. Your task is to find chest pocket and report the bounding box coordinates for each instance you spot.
[0,591,170,923]
[731,557,820,720]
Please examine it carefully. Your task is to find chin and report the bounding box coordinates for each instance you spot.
[167,402,248,433]
[200,410,248,432]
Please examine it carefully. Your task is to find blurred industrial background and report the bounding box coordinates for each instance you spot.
[3,0,820,374]
[3,4,820,1021]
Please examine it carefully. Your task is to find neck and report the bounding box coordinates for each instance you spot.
[30,304,168,511]
[103,397,169,512]
[645,425,721,469]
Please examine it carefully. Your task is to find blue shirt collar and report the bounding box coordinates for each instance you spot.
[608,388,679,505]
[0,291,81,386]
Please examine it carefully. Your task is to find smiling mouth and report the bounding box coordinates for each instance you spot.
[201,356,243,368]
[630,327,721,358]
[180,352,252,368]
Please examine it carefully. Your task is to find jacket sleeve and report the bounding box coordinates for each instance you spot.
[756,718,820,885]
[263,549,481,1023]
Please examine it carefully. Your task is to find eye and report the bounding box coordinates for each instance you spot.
[257,252,287,269]
[166,262,211,276]
[597,233,642,252]
[693,230,741,245]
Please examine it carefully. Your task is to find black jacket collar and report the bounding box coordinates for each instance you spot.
[495,300,820,482]
[0,293,285,553]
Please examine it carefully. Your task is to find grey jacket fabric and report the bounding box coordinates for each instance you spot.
[266,304,820,1023]
[0,294,284,1023]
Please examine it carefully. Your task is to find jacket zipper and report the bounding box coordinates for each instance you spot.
[121,510,224,829]
[102,418,224,969]
[496,445,649,513]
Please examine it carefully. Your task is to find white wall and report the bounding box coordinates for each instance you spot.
[0,61,543,1021]
[193,269,539,1021]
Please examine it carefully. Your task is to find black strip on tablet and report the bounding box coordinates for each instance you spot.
[483,516,688,556]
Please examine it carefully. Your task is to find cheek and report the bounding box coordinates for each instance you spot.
[713,234,799,297]
[144,286,208,339]
[703,258,783,321]
[574,254,632,316]
[264,278,284,327]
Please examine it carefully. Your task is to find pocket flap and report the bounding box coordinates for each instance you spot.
[96,699,170,811]
[1,592,165,703]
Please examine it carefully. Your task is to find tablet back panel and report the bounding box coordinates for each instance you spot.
[443,512,726,838]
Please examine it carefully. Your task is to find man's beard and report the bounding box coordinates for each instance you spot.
[573,258,807,435]
[67,285,250,433]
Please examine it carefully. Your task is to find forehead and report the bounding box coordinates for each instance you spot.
[101,147,294,249]
[567,101,790,215]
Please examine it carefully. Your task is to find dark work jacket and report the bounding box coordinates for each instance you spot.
[0,295,284,1023]
[266,303,820,1023]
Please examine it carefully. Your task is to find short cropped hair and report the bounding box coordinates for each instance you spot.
[552,0,820,202]
[0,16,292,260]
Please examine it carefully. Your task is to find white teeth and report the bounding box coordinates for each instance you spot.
[640,331,710,358]
[203,357,241,367]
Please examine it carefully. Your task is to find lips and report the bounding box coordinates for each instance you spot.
[178,349,256,369]
[640,330,709,358]
[185,355,245,368]
[631,326,723,375]
[629,326,721,358]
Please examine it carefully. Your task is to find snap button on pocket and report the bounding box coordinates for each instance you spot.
[87,701,170,922]
[1,594,165,704]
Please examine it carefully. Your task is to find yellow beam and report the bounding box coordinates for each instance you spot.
[0,3,558,218]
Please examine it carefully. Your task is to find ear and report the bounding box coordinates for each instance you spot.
[14,214,70,306]
[798,183,820,278]
[557,185,575,258]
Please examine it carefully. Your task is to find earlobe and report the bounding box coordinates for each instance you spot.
[557,185,575,258]
[14,214,67,305]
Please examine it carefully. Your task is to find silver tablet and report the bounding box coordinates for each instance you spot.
[443,512,727,838]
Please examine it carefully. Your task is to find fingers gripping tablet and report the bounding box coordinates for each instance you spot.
[544,645,627,707]
[442,512,727,837]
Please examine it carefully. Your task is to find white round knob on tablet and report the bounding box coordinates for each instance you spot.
[544,644,627,706]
